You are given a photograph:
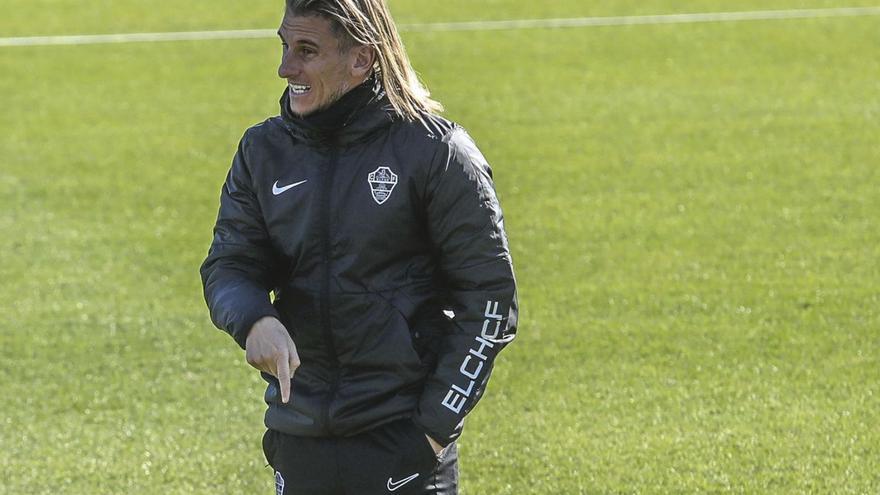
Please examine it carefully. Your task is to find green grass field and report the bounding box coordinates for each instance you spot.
[1,1,879,493]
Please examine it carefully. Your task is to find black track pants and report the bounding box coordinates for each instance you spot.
[263,419,459,495]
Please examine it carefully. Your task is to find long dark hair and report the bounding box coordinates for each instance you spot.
[285,0,444,120]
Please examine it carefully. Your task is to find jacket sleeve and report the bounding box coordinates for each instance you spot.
[412,127,518,446]
[199,137,282,349]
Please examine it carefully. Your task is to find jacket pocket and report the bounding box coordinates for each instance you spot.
[262,429,279,467]
[405,420,442,469]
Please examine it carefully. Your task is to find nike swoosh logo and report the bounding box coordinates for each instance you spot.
[387,473,419,492]
[272,179,308,196]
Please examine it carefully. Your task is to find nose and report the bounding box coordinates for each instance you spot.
[278,50,299,79]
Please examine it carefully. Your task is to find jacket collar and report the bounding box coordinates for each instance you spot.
[279,74,396,147]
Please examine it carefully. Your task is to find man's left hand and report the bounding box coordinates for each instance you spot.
[426,434,444,455]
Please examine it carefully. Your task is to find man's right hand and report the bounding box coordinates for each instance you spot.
[245,316,300,404]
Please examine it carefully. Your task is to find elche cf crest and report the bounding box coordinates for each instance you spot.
[367,166,398,205]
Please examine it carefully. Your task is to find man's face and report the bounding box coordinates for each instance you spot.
[277,13,368,117]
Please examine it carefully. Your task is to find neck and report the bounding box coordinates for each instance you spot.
[282,73,381,132]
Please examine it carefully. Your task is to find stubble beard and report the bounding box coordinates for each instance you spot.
[290,82,352,118]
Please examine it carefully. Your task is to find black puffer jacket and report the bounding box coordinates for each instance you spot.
[200,80,517,446]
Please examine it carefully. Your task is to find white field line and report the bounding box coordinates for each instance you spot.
[404,6,880,31]
[0,28,276,47]
[1,7,879,47]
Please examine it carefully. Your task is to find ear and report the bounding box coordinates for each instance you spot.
[350,45,377,78]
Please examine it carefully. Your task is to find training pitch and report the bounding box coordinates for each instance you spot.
[1,0,878,493]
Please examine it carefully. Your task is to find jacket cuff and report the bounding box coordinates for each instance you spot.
[230,305,281,350]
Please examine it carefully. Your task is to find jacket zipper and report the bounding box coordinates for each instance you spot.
[320,146,340,435]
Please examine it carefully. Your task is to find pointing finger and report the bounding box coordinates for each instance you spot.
[277,353,291,404]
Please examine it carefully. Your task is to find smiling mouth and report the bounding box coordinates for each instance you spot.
[289,83,311,96]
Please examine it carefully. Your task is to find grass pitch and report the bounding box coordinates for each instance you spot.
[1,1,878,493]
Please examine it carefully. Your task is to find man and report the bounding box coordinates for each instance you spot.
[200,1,517,493]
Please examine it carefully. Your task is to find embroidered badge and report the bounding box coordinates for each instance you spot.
[367,166,398,205]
